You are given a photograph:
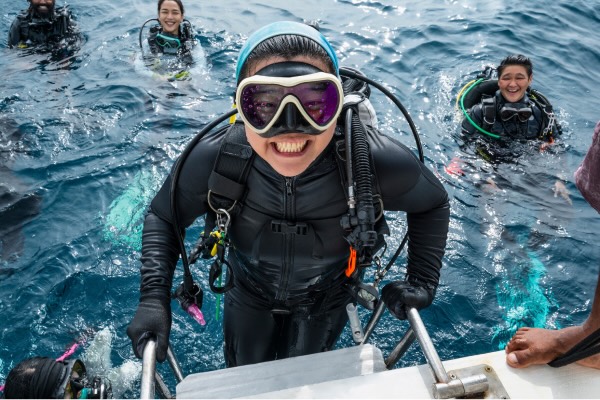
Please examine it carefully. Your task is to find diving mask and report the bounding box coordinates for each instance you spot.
[500,104,533,122]
[236,62,343,137]
[155,32,181,50]
[56,359,111,399]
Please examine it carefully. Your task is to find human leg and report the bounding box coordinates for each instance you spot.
[223,287,280,367]
[276,299,350,359]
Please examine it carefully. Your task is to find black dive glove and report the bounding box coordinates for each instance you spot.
[127,296,171,362]
[381,279,436,320]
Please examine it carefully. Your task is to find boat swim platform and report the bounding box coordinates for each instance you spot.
[176,344,600,398]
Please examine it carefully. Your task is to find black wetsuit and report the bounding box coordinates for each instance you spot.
[461,91,548,161]
[462,91,545,140]
[140,122,450,367]
[7,6,78,49]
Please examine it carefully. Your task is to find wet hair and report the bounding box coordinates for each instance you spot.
[4,357,68,399]
[158,0,184,15]
[497,54,533,77]
[238,34,336,81]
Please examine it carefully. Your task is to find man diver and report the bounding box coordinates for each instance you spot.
[127,21,450,367]
[7,0,79,50]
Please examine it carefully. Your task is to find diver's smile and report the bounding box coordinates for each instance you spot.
[271,137,310,156]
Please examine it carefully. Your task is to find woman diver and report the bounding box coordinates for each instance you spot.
[127,21,450,367]
[141,0,195,66]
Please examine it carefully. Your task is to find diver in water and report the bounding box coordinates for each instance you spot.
[2,357,111,399]
[127,21,450,367]
[7,0,79,50]
[450,54,570,202]
[461,54,558,144]
[0,327,142,398]
[144,0,195,65]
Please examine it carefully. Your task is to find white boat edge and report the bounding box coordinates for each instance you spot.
[175,343,600,399]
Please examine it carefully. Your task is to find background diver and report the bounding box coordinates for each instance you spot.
[140,0,196,69]
[8,0,80,51]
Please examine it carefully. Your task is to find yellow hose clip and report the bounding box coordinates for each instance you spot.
[210,231,222,257]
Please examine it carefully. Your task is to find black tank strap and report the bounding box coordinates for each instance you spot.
[481,96,496,131]
[195,123,254,265]
[207,123,255,214]
[547,327,600,368]
[19,15,29,39]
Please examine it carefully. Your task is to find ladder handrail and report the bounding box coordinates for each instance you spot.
[406,307,450,384]
[351,301,490,399]
[140,339,157,399]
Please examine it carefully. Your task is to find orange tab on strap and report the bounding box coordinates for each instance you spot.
[345,247,357,278]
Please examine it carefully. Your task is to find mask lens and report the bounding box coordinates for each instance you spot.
[294,81,340,125]
[239,84,285,130]
[517,109,532,122]
[500,107,517,121]
[238,76,342,133]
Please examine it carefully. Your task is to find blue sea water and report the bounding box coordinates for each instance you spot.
[1,0,599,397]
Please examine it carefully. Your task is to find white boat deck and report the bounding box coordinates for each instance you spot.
[176,344,600,399]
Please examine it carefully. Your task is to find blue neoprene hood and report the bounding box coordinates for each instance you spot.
[235,21,339,83]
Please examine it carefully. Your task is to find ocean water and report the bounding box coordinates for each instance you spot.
[1,0,599,397]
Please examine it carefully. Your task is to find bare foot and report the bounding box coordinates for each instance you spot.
[505,326,587,368]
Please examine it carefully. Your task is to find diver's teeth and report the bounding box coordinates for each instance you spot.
[275,141,307,153]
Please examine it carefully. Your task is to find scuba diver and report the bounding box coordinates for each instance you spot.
[451,54,570,202]
[2,357,111,399]
[7,0,79,50]
[460,54,561,145]
[126,21,450,367]
[140,0,195,69]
